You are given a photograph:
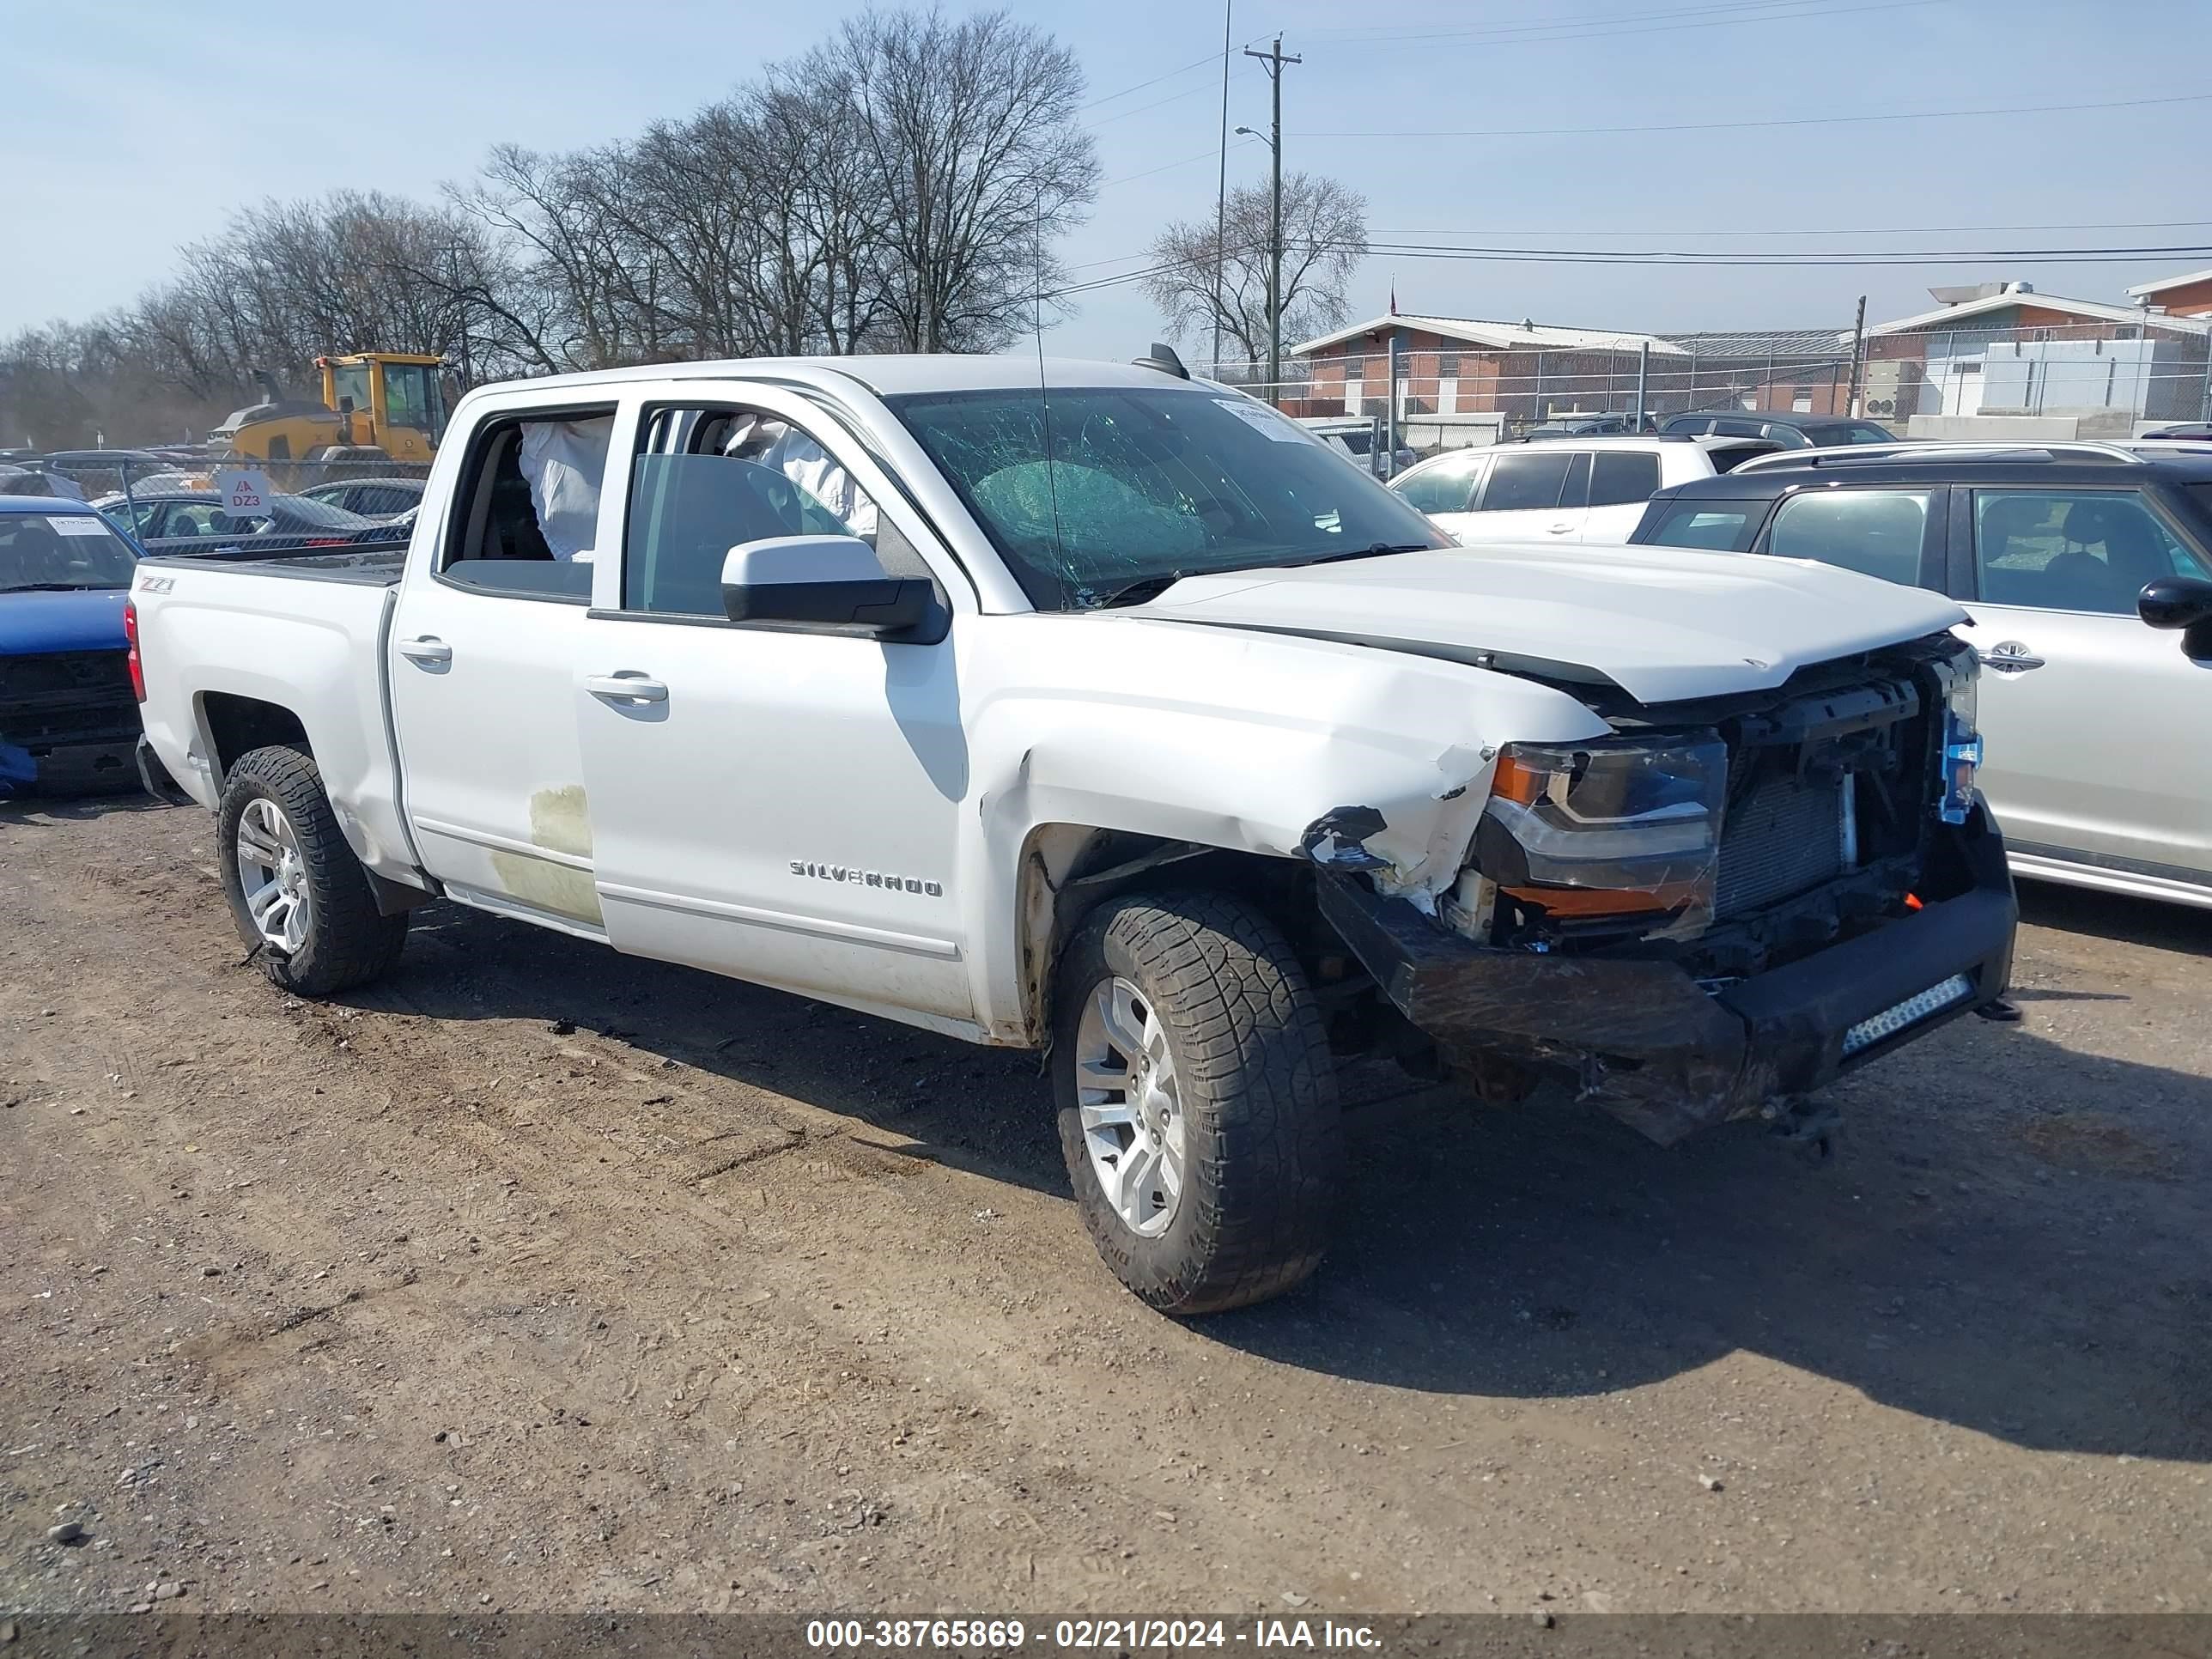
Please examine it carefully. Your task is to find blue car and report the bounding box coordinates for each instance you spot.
[0,495,144,797]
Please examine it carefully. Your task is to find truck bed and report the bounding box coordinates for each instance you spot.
[132,548,411,883]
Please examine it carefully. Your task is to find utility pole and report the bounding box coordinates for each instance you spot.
[1385,331,1401,476]
[1212,1,1232,380]
[1844,294,1867,417]
[1243,34,1300,405]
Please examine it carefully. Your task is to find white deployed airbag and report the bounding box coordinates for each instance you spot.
[518,416,613,561]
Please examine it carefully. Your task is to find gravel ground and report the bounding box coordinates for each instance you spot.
[3,797,2208,1619]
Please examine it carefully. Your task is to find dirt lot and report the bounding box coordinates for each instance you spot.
[3,797,2209,1619]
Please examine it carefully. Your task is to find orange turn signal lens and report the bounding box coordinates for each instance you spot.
[1489,753,1544,805]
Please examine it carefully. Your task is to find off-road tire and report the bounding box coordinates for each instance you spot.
[1053,890,1342,1315]
[217,744,408,996]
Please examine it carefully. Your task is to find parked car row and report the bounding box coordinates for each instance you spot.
[1657,410,1898,448]
[1510,410,1899,447]
[90,485,395,556]
[3,472,419,795]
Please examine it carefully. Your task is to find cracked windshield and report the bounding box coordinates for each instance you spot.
[888,386,1442,606]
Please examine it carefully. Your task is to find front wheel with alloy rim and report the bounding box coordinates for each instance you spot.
[1053,890,1342,1315]
[216,744,409,997]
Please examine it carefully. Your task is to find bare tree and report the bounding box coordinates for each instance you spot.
[1142,174,1368,373]
[831,8,1099,352]
[450,145,671,371]
[1,191,530,447]
[742,64,896,355]
[4,6,1105,446]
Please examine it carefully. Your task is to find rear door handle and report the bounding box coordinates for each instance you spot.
[584,672,669,703]
[396,635,452,665]
[1547,522,1574,534]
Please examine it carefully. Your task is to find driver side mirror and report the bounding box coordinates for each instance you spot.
[2138,574,2212,661]
[720,535,937,638]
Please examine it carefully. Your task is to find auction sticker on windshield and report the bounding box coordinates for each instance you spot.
[49,515,111,536]
[1213,398,1305,441]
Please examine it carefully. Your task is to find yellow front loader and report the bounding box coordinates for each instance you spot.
[212,353,448,465]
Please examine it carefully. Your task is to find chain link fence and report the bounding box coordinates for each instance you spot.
[3,453,425,558]
[1201,316,2212,453]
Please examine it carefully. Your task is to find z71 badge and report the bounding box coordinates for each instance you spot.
[790,860,943,897]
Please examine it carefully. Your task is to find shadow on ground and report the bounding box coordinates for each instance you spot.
[349,894,2211,1465]
[0,791,172,824]
[2016,878,2209,956]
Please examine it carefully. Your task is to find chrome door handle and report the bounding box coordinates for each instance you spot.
[396,635,452,665]
[584,672,668,703]
[1984,641,2045,674]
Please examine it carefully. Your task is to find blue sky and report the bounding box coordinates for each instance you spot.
[6,0,2209,356]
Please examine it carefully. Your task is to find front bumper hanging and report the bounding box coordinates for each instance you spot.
[1319,799,2017,1145]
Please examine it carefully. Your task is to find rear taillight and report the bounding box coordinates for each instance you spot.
[124,597,146,702]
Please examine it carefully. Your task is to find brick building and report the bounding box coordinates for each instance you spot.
[1863,282,2211,427]
[1286,313,1683,422]
[2126,266,2212,319]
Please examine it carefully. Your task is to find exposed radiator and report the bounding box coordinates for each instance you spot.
[1716,770,1847,918]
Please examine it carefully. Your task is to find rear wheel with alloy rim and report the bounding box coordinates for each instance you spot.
[234,796,313,955]
[1053,890,1341,1315]
[216,744,409,997]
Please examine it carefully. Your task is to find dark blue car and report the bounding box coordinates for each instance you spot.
[0,495,144,797]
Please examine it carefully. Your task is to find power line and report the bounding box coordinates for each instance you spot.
[1097,138,1260,191]
[1085,70,1258,131]
[1289,0,1880,40]
[1298,88,2212,139]
[1365,219,2212,239]
[1363,239,2212,267]
[1077,48,1229,112]
[1046,237,2212,300]
[1297,0,1935,52]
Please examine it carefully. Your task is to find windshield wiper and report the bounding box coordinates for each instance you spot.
[1084,572,1190,610]
[0,582,111,593]
[1083,542,1432,609]
[1288,540,1433,567]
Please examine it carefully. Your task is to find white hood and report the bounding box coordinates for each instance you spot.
[1128,544,1968,704]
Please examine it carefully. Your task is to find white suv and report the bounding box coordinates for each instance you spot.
[1392,434,1778,546]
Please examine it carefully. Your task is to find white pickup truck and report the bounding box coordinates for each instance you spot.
[130,355,2017,1314]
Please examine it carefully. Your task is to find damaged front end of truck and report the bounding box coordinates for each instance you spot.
[1303,632,2016,1145]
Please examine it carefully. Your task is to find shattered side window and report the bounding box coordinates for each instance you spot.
[887,386,1443,608]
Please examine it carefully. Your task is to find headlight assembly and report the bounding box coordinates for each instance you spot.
[1473,732,1727,929]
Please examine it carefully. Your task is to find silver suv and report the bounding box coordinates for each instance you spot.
[1630,440,2212,910]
